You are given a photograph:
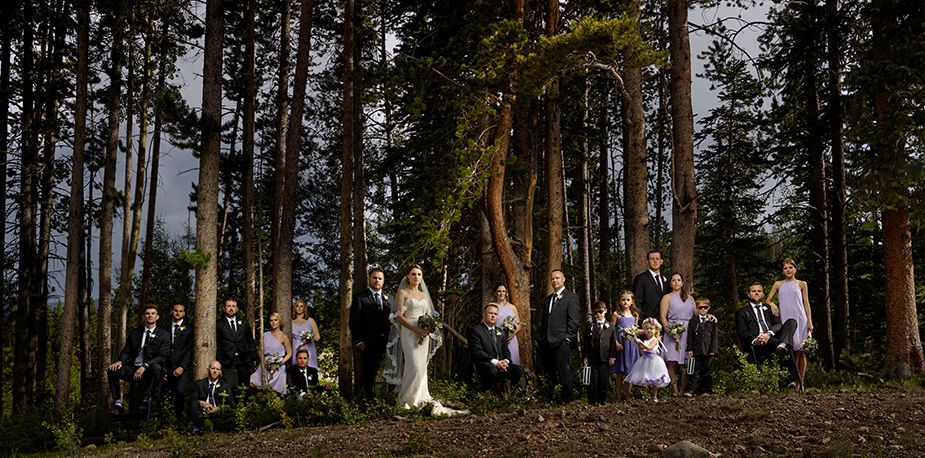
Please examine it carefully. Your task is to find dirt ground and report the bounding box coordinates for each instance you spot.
[106,388,924,457]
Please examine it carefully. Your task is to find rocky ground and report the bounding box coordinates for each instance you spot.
[101,388,924,457]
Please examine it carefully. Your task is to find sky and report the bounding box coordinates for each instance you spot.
[44,2,773,306]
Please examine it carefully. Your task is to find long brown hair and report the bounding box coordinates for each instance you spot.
[671,273,689,302]
[617,290,640,319]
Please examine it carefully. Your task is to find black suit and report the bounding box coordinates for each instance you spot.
[539,288,580,402]
[349,288,392,397]
[164,320,194,416]
[286,364,324,397]
[108,326,170,402]
[582,320,618,404]
[735,303,798,384]
[632,270,671,321]
[685,316,718,395]
[468,323,525,391]
[216,315,257,391]
[189,377,235,428]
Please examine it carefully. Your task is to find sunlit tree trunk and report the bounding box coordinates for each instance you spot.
[340,0,356,396]
[622,0,649,285]
[242,0,257,327]
[544,0,563,295]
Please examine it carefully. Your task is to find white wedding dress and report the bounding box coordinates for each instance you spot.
[386,296,467,416]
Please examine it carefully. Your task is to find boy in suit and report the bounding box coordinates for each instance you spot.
[583,301,618,405]
[685,298,719,396]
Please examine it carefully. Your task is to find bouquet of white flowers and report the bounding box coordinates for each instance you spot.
[666,321,686,350]
[417,311,443,345]
[298,329,314,346]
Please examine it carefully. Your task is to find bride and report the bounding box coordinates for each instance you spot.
[383,264,466,416]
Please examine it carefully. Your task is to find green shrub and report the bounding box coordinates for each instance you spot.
[713,346,788,395]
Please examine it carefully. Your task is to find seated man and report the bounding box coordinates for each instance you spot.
[108,304,169,413]
[189,361,235,434]
[735,282,799,387]
[286,349,333,397]
[468,304,526,392]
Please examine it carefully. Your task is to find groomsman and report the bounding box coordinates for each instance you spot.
[107,304,169,413]
[632,250,671,321]
[286,349,332,396]
[735,283,799,387]
[350,268,392,398]
[189,361,235,434]
[164,303,193,418]
[540,269,580,403]
[216,298,256,393]
[468,304,525,392]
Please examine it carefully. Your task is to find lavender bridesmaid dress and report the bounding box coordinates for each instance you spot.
[778,281,809,350]
[249,332,287,394]
[663,294,694,363]
[291,320,318,368]
[611,315,640,374]
[495,303,520,365]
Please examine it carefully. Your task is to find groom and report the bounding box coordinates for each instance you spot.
[540,269,580,403]
[350,268,393,398]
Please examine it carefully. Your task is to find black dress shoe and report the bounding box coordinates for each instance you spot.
[110,404,124,415]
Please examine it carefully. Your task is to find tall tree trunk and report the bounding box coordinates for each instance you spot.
[352,13,368,292]
[194,0,223,380]
[668,0,696,289]
[826,0,850,364]
[622,0,649,286]
[78,224,91,401]
[0,0,10,417]
[872,0,924,378]
[56,0,89,411]
[271,0,291,316]
[544,0,562,295]
[97,2,126,410]
[274,0,314,327]
[576,81,592,320]
[242,0,257,326]
[14,0,37,410]
[654,71,668,249]
[598,88,612,306]
[340,0,356,397]
[118,31,136,349]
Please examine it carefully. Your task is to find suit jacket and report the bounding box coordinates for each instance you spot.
[349,288,393,349]
[168,320,194,372]
[468,322,512,366]
[735,303,782,350]
[216,315,257,368]
[190,377,235,409]
[540,289,580,348]
[632,271,671,320]
[582,321,618,363]
[286,364,321,396]
[687,316,719,356]
[116,326,170,368]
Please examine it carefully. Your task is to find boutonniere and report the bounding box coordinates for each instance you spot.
[215,383,221,388]
[178,325,187,332]
[495,329,502,336]
[382,294,388,300]
[556,293,563,300]
[760,305,768,311]
[149,332,157,339]
[237,320,242,325]
[603,323,610,329]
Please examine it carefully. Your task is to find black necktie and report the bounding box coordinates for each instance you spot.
[142,330,151,362]
[208,382,216,405]
[489,327,498,357]
[754,305,768,333]
[375,293,382,310]
[655,274,662,291]
[173,323,179,343]
[302,369,309,387]
[230,319,237,334]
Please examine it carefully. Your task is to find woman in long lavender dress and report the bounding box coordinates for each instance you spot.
[766,258,813,391]
[659,273,694,395]
[610,290,640,402]
[492,284,521,365]
[291,299,320,369]
[249,313,292,394]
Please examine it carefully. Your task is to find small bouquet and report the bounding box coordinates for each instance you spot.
[620,324,639,342]
[666,321,686,350]
[499,316,523,335]
[802,333,818,356]
[264,354,283,380]
[416,311,443,345]
[298,329,314,346]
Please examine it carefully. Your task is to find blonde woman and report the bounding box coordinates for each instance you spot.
[291,299,320,368]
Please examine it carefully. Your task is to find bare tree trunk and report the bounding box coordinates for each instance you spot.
[271,0,291,316]
[118,31,136,349]
[544,0,562,296]
[78,224,92,401]
[14,0,37,410]
[826,0,849,364]
[0,0,10,417]
[193,0,223,380]
[667,0,696,289]
[340,0,357,397]
[622,0,649,286]
[97,3,126,410]
[576,81,592,320]
[598,86,612,306]
[55,0,89,411]
[242,0,257,326]
[654,72,668,249]
[352,15,368,292]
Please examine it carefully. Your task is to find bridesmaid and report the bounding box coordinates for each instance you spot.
[766,258,813,391]
[659,273,694,396]
[609,290,640,402]
[249,313,292,394]
[492,283,521,365]
[291,299,320,369]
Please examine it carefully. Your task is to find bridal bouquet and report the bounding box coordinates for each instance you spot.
[666,321,686,350]
[620,324,639,342]
[264,354,283,380]
[499,316,522,334]
[417,311,443,345]
[298,329,314,346]
[802,333,818,356]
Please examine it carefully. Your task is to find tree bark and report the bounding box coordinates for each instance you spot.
[194,0,223,380]
[544,0,563,295]
[597,87,612,306]
[271,0,291,318]
[340,0,356,397]
[0,0,10,417]
[667,0,696,290]
[576,81,592,320]
[118,29,136,349]
[622,0,649,287]
[55,0,90,411]
[242,0,257,327]
[352,13,368,293]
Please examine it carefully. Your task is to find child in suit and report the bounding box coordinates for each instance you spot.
[685,298,718,396]
[583,301,618,404]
